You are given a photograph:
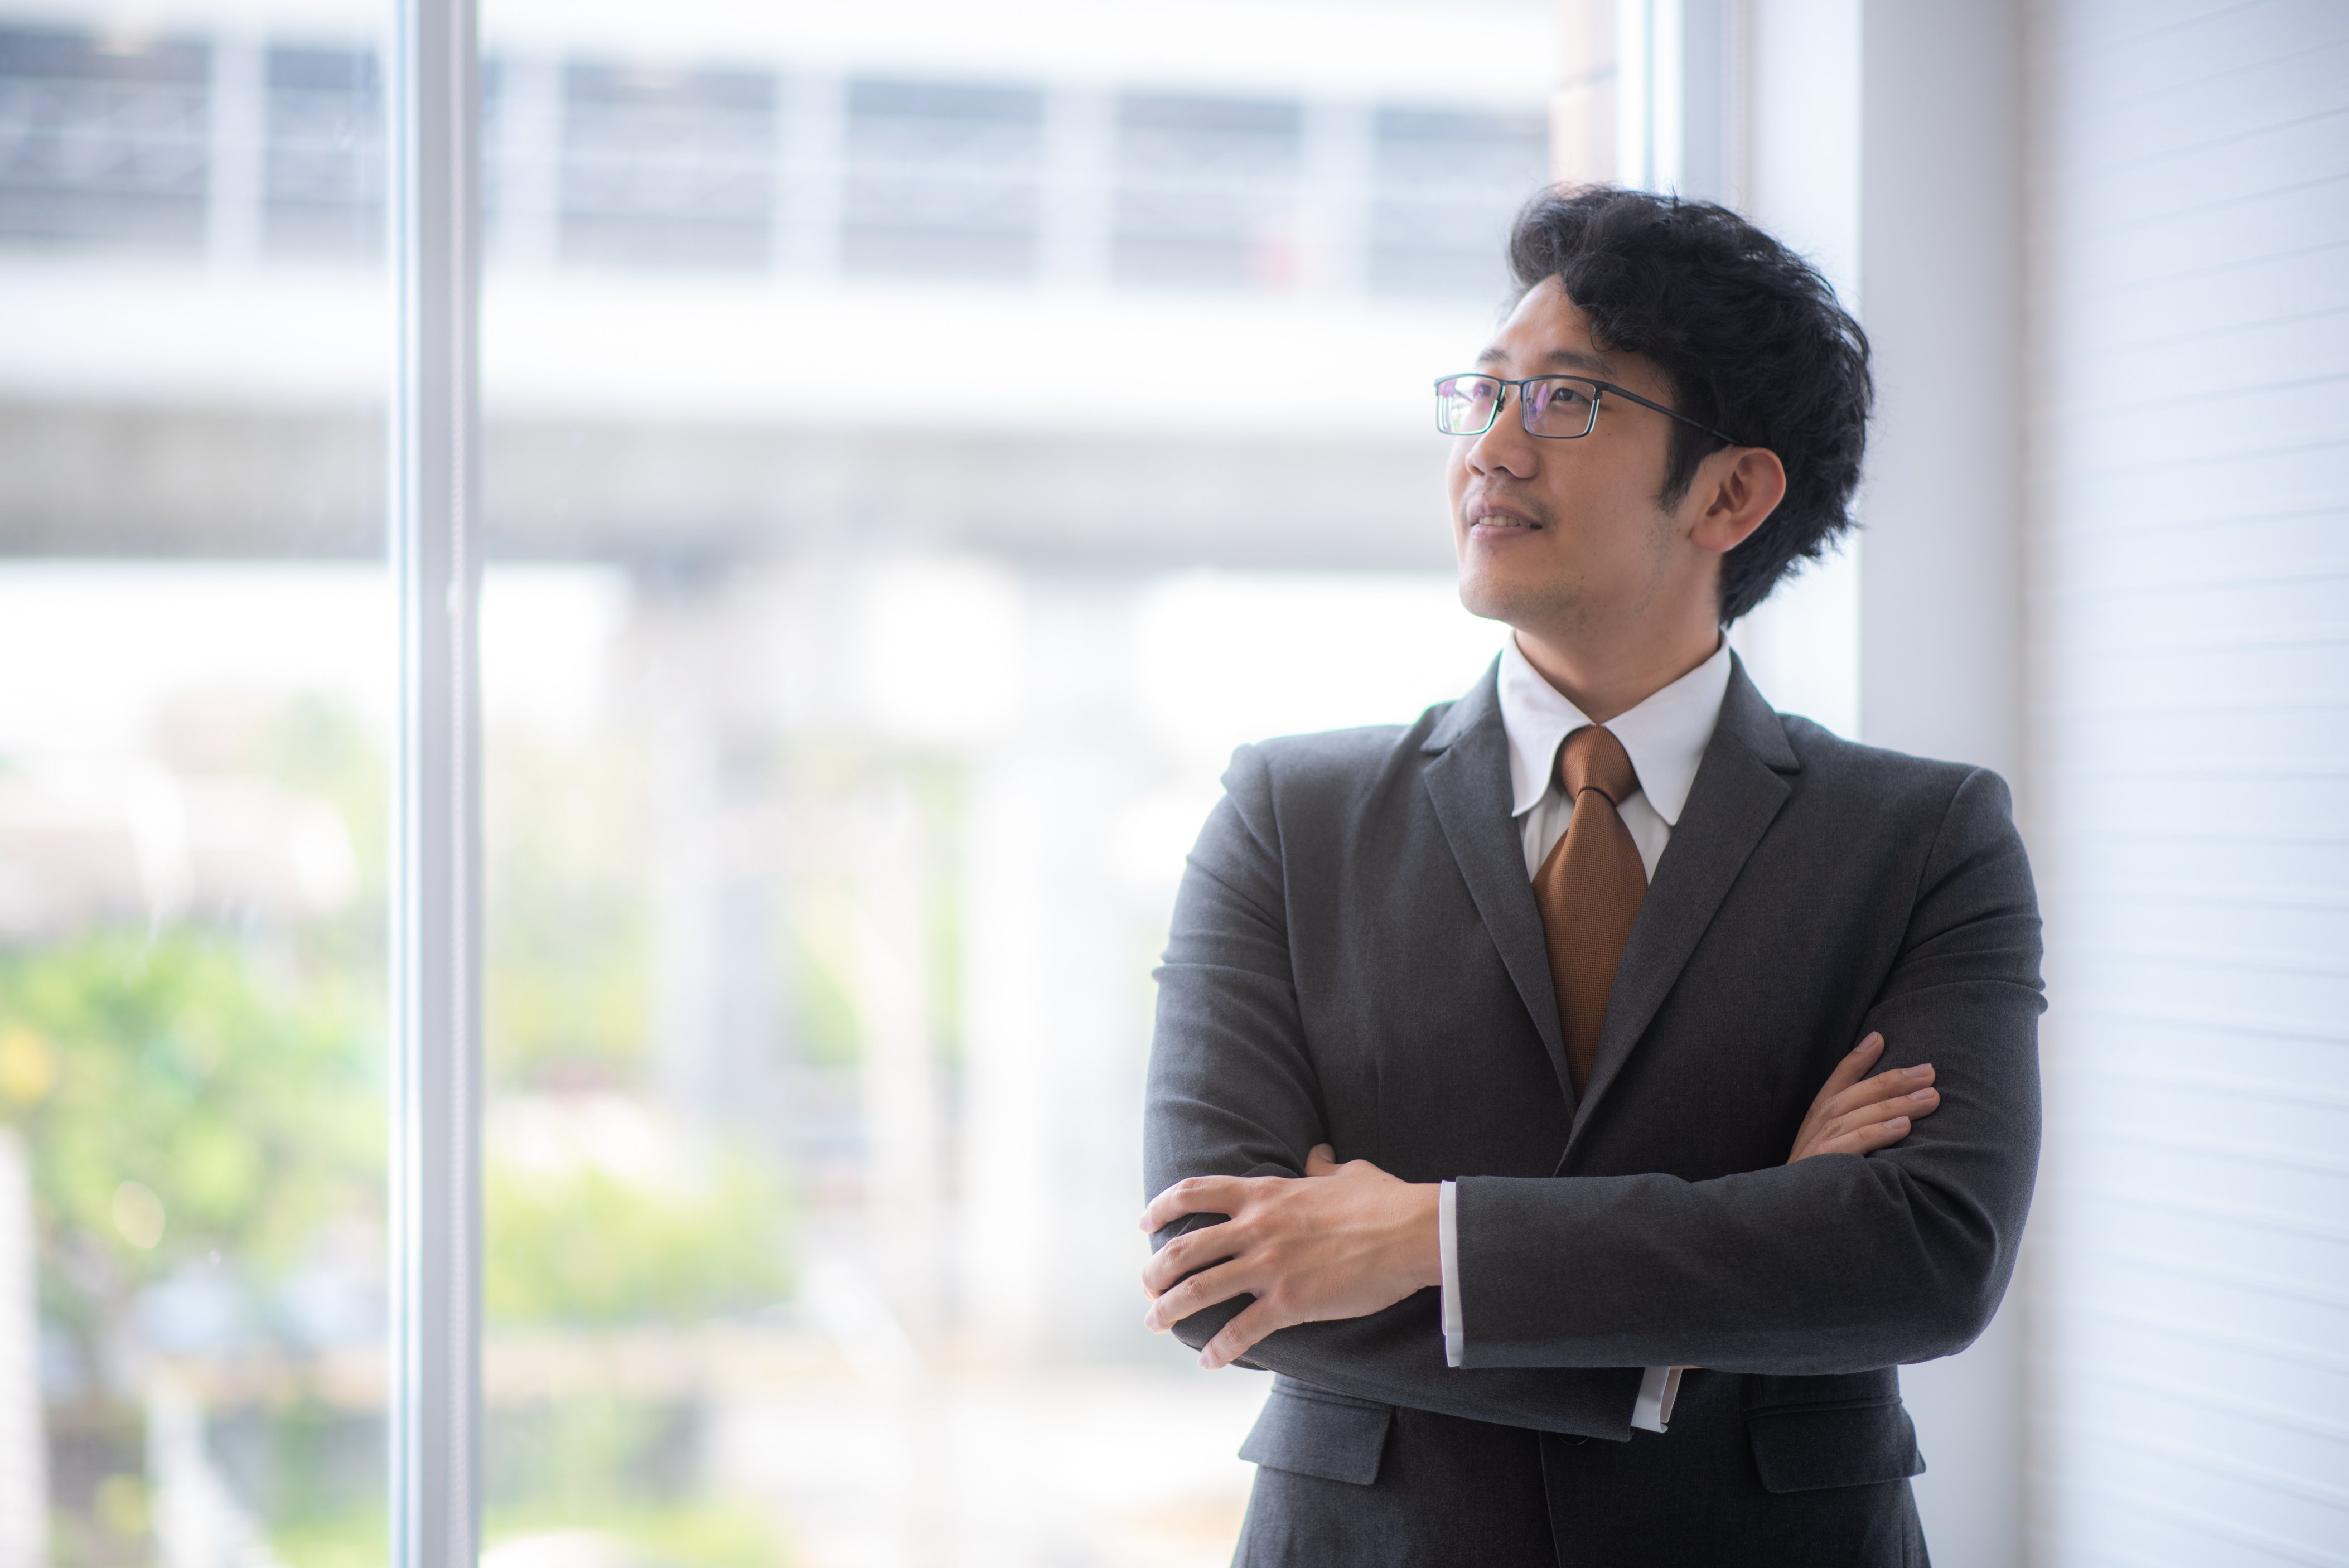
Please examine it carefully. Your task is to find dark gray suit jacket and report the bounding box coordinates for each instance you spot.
[1144,655,2043,1567]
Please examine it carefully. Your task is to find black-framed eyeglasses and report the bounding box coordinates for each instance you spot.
[1434,372,1741,447]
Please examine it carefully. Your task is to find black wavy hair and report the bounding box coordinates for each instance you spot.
[1505,185,1872,623]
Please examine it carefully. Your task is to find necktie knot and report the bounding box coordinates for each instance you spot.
[1558,724,1640,809]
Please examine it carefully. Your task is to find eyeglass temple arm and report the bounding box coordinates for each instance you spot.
[1588,380,1743,448]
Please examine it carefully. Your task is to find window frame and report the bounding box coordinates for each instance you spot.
[386,2,484,1566]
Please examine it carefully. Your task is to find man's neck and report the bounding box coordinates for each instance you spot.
[1511,621,1724,725]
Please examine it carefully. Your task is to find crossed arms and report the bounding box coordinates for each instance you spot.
[1142,1032,1936,1369]
[1137,758,2043,1438]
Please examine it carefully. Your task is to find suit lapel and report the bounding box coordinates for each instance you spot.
[1421,663,1577,1109]
[1566,656,1799,1147]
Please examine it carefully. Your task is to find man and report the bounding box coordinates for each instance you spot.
[1138,187,2043,1567]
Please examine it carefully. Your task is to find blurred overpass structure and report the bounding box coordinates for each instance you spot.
[0,400,1450,572]
[0,0,1550,572]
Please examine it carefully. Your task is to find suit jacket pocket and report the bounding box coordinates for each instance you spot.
[1238,1378,1394,1486]
[1747,1398,1925,1494]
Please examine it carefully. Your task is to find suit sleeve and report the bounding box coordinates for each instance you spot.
[1143,743,1644,1439]
[1454,765,2045,1373]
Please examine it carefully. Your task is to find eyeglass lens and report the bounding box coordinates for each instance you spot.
[1434,376,1598,438]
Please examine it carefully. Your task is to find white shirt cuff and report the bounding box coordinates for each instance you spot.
[1438,1180,1463,1367]
[1632,1364,1684,1433]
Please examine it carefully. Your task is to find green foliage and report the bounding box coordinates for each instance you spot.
[247,693,388,893]
[770,746,971,1075]
[906,757,967,1071]
[265,1509,386,1568]
[277,1495,791,1568]
[779,918,859,1068]
[484,1391,794,1565]
[485,729,652,1091]
[485,1150,788,1327]
[0,931,380,1342]
[160,690,390,991]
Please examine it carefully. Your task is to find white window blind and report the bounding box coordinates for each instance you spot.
[2028,1,2349,1562]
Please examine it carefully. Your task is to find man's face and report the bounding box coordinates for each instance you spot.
[1446,278,1694,638]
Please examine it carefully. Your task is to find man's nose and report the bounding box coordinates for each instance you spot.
[1466,387,1537,477]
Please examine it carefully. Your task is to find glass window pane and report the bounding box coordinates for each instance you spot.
[559,62,777,270]
[0,3,392,1564]
[264,45,384,259]
[1111,93,1302,289]
[0,25,211,250]
[1369,105,1550,298]
[842,78,1045,280]
[476,5,1550,1564]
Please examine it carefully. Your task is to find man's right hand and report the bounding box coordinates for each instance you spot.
[1787,1032,1938,1162]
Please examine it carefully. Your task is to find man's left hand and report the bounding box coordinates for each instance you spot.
[1140,1145,1440,1369]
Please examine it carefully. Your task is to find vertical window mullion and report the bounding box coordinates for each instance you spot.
[388,2,482,1567]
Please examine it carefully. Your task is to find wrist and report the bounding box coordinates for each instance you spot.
[1406,1181,1443,1289]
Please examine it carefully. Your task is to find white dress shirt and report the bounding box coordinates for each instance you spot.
[1437,633,1734,1434]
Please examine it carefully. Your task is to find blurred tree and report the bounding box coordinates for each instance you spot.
[0,931,381,1397]
[485,1150,787,1327]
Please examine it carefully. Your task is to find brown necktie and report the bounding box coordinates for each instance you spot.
[1533,725,1647,1095]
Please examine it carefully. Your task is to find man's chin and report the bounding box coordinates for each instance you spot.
[1456,570,1540,629]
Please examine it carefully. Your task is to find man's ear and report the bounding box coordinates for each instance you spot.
[1690,448,1788,557]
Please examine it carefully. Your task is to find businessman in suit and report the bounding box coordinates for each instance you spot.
[1138,187,2043,1566]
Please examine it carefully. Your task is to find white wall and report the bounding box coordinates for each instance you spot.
[2024,2,2349,1562]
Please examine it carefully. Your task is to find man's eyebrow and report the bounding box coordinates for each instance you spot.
[1536,347,1612,374]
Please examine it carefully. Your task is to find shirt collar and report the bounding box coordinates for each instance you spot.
[1496,634,1733,827]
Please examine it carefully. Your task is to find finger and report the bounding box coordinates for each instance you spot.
[1305,1144,1338,1177]
[1823,1090,1940,1147]
[1792,1035,1894,1153]
[1824,1087,1940,1142]
[1814,1032,1886,1101]
[1139,1223,1244,1298]
[1823,1062,1937,1119]
[1142,1260,1254,1335]
[1815,1114,1912,1158]
[1793,1083,1941,1162]
[1201,1296,1289,1370]
[1142,1175,1249,1233]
